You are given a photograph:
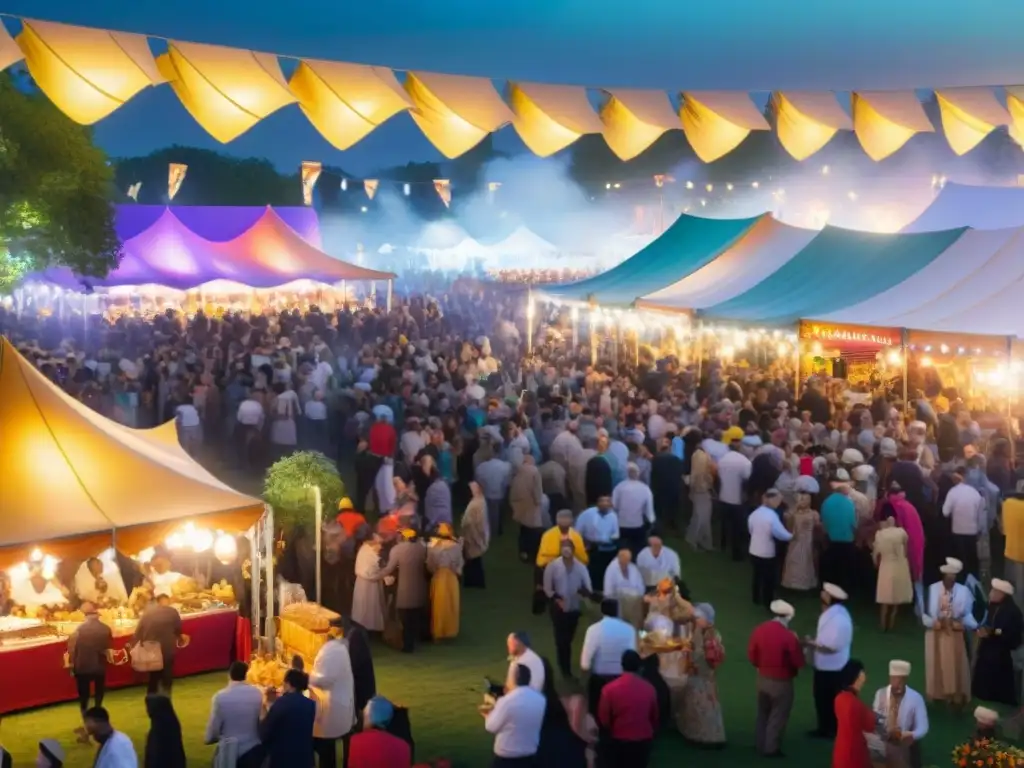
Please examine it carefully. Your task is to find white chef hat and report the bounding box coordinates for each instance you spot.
[770,599,795,618]
[841,448,865,465]
[974,706,1000,725]
[823,582,848,601]
[940,558,963,575]
[795,476,820,494]
[992,578,1015,596]
[888,659,911,676]
[851,465,874,482]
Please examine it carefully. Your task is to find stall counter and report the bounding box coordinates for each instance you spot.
[0,609,245,714]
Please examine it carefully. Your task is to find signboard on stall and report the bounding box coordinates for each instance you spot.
[799,321,899,347]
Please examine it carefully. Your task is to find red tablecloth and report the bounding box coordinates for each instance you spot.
[0,610,241,714]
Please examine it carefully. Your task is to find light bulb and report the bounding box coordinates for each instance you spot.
[213,534,238,565]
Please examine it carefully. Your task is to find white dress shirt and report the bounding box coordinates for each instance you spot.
[611,480,656,528]
[748,505,793,558]
[603,561,646,599]
[176,404,200,428]
[205,681,264,756]
[872,685,929,741]
[507,648,546,692]
[304,400,328,420]
[716,450,752,505]
[575,508,620,544]
[485,685,547,758]
[580,616,638,675]
[236,399,264,426]
[636,546,681,587]
[942,483,984,535]
[813,604,853,671]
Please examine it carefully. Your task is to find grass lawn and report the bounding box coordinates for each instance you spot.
[0,526,982,767]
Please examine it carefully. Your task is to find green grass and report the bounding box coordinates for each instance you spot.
[0,528,982,767]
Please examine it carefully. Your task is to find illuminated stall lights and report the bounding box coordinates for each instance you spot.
[9,549,60,581]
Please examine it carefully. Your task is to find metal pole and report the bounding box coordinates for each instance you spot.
[901,329,909,415]
[571,306,579,354]
[590,314,598,367]
[313,485,322,606]
[793,334,801,403]
[695,320,704,382]
[264,504,275,643]
[386,279,393,312]
[526,289,535,356]
[249,527,260,651]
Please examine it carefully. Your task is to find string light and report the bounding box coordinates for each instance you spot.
[403,183,411,196]
[821,165,830,175]
[751,181,759,189]
[360,206,368,213]
[605,183,611,189]
[726,183,734,191]
[685,181,694,189]
[847,191,857,201]
[705,183,713,192]
[340,178,348,191]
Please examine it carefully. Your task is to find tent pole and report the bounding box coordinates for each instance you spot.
[526,289,535,357]
[793,325,801,403]
[264,504,275,643]
[570,306,579,355]
[695,320,704,383]
[590,314,598,367]
[313,485,322,606]
[341,280,347,310]
[249,526,261,652]
[387,279,393,313]
[901,329,909,415]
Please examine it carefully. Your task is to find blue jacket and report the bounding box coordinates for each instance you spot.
[261,691,316,767]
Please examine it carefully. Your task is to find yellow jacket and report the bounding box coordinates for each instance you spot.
[536,527,588,567]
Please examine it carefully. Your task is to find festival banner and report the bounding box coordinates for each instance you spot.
[301,161,322,206]
[167,163,187,200]
[364,179,379,200]
[799,320,899,347]
[434,179,451,208]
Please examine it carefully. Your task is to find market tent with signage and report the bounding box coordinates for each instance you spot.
[0,337,265,568]
[541,213,761,306]
[902,183,1024,233]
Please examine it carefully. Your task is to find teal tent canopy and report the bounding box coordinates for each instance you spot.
[542,213,762,307]
[702,225,967,326]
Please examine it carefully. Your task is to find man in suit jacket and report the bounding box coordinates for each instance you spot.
[261,669,316,768]
[379,530,428,653]
[204,661,264,768]
[310,635,356,768]
[133,589,183,694]
[69,602,113,740]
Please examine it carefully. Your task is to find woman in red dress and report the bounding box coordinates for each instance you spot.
[833,659,876,768]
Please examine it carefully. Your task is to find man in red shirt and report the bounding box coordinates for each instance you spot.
[368,413,397,460]
[597,650,658,767]
[747,599,804,757]
[348,696,411,768]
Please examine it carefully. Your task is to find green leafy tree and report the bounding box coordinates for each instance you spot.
[263,451,345,532]
[0,73,119,293]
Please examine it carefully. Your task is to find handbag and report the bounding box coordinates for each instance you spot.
[130,641,164,672]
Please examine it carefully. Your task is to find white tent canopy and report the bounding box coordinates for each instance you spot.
[903,183,1024,232]
[489,226,559,257]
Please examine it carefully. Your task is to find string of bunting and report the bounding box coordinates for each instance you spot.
[4,15,1021,164]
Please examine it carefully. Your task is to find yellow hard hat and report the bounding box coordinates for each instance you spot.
[338,497,354,511]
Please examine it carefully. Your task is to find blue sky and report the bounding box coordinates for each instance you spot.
[4,1,1018,174]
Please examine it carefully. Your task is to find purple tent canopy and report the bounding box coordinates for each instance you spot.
[114,205,322,249]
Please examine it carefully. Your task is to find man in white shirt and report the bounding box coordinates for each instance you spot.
[611,463,655,558]
[717,443,753,562]
[236,397,264,428]
[636,534,681,589]
[748,489,793,609]
[504,632,545,693]
[803,582,854,739]
[576,496,620,590]
[580,599,638,716]
[871,659,928,768]
[484,664,546,766]
[602,548,646,628]
[942,469,984,580]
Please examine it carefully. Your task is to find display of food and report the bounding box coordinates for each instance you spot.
[247,654,288,689]
[0,616,59,647]
[280,602,338,632]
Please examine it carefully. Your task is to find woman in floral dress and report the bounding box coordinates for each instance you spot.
[782,479,821,591]
[678,603,726,747]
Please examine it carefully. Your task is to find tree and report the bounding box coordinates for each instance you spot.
[0,73,119,293]
[263,451,346,533]
[113,146,301,206]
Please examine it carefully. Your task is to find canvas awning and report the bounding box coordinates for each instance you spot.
[701,225,966,326]
[0,338,265,568]
[542,213,761,307]
[903,183,1024,232]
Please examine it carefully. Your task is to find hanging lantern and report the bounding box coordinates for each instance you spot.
[213,534,238,565]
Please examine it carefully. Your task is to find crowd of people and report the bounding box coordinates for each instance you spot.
[2,283,1024,768]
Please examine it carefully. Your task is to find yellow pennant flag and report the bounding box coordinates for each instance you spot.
[301,161,322,206]
[653,174,666,188]
[127,182,142,201]
[434,179,451,208]
[364,179,379,200]
[168,163,187,200]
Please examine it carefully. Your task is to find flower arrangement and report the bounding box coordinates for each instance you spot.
[951,737,1024,767]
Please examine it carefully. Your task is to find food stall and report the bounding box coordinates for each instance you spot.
[0,337,268,714]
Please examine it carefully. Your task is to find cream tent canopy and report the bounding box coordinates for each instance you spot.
[0,338,264,569]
